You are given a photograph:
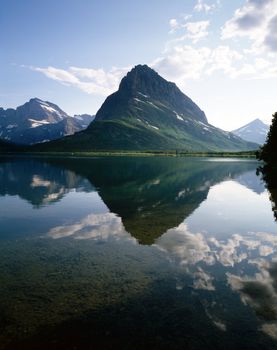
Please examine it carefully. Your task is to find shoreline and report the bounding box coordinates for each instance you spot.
[0,150,258,159]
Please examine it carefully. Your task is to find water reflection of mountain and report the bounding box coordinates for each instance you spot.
[235,170,265,194]
[0,157,261,243]
[0,157,93,207]
[46,157,260,244]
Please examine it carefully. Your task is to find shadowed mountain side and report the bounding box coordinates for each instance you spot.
[0,158,93,207]
[45,157,259,244]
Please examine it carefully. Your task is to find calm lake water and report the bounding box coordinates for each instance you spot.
[0,156,276,349]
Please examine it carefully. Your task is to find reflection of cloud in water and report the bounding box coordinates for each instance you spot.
[155,223,277,294]
[156,225,276,270]
[155,223,215,291]
[257,232,277,246]
[155,223,214,266]
[227,261,277,340]
[48,212,135,242]
[31,175,51,188]
[42,188,67,205]
[259,245,274,257]
[209,235,248,267]
[193,268,215,291]
[156,223,277,338]
[46,207,277,339]
[205,307,227,331]
[261,323,277,340]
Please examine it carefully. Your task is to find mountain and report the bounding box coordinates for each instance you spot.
[0,98,94,145]
[34,65,258,152]
[232,118,269,145]
[234,171,265,195]
[74,114,95,126]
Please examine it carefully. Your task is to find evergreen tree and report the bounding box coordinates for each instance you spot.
[259,112,277,164]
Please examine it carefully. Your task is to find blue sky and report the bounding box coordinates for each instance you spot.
[1,0,277,130]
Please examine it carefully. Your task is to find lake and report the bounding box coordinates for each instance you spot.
[0,156,276,349]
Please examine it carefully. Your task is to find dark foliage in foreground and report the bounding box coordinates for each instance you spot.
[257,112,277,165]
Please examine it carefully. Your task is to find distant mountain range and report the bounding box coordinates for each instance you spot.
[0,98,94,145]
[232,118,269,145]
[33,65,258,152]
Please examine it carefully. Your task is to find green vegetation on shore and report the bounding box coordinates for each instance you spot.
[0,149,257,158]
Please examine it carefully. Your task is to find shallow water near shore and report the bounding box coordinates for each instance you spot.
[0,156,276,349]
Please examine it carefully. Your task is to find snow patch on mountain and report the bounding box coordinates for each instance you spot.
[29,118,50,128]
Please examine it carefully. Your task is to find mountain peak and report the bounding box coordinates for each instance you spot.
[28,98,53,107]
[130,64,153,73]
[30,97,44,103]
[126,64,165,80]
[118,64,166,93]
[28,98,57,108]
[251,118,263,124]
[232,118,269,145]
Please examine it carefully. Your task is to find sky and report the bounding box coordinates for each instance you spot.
[1,0,277,130]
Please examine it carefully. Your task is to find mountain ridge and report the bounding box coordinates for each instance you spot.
[0,98,94,145]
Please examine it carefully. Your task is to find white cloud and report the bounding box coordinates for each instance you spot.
[194,0,220,13]
[31,65,130,96]
[221,0,277,53]
[151,44,255,89]
[169,18,179,33]
[161,2,277,85]
[264,14,277,51]
[151,41,277,90]
[33,66,79,84]
[151,45,211,82]
[183,20,210,43]
[29,43,277,100]
[206,45,243,76]
[168,19,210,43]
